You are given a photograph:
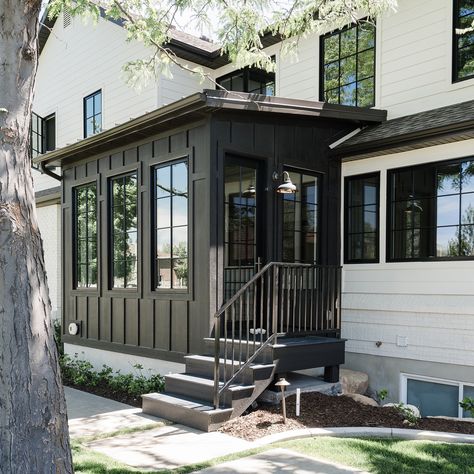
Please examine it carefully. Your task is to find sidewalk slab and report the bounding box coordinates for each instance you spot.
[65,387,165,439]
[195,448,367,473]
[88,424,253,470]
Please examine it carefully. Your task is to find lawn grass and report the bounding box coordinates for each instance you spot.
[277,437,474,474]
[73,435,474,473]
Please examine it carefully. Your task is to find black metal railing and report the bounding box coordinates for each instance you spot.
[213,262,341,408]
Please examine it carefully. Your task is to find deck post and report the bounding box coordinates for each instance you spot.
[324,365,340,383]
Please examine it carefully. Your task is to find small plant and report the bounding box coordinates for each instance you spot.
[59,353,165,401]
[460,397,474,417]
[395,402,419,426]
[376,388,388,402]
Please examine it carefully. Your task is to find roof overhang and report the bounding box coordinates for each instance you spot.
[34,90,387,168]
[334,120,474,161]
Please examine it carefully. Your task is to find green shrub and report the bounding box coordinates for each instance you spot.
[460,397,474,417]
[376,389,388,402]
[60,354,164,398]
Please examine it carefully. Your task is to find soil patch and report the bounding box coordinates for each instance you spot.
[65,382,142,408]
[219,392,474,441]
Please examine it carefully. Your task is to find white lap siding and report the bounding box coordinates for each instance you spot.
[341,138,474,370]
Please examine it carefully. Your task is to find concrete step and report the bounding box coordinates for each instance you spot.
[164,373,255,405]
[142,392,233,432]
[202,337,273,364]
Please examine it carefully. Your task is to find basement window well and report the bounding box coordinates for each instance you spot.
[401,374,474,418]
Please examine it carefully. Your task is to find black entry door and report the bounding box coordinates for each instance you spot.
[224,157,264,301]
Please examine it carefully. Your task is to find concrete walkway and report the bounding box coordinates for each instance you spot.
[196,448,368,473]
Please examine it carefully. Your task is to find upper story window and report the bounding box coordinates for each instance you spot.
[320,22,376,107]
[110,173,138,288]
[282,171,320,263]
[74,183,98,288]
[388,158,474,261]
[345,173,379,263]
[31,112,56,158]
[453,0,474,82]
[217,65,275,95]
[84,90,102,138]
[154,160,189,290]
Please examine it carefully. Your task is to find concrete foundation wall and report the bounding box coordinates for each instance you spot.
[64,343,185,376]
[344,351,474,403]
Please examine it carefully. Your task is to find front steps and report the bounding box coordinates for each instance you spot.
[142,335,344,432]
[142,349,276,431]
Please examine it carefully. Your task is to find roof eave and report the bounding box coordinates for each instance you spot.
[333,120,474,160]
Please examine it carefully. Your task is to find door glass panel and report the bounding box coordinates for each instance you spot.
[224,160,259,301]
[407,379,459,417]
[282,171,319,263]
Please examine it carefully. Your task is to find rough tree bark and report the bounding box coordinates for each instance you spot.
[0,1,73,472]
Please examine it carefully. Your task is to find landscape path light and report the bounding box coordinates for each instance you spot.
[275,378,291,424]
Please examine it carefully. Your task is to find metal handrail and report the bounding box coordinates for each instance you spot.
[213,262,342,409]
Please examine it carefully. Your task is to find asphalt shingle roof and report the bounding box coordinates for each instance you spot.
[336,99,474,154]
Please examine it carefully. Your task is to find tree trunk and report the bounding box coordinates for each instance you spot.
[0,1,73,472]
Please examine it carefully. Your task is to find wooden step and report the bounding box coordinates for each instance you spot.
[202,337,273,363]
[142,392,233,432]
[164,373,255,405]
[185,354,273,382]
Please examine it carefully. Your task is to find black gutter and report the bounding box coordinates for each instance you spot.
[40,161,62,181]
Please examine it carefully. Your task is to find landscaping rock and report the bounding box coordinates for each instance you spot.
[344,393,379,407]
[339,369,369,395]
[383,403,421,418]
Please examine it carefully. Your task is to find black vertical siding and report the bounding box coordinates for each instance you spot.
[62,111,348,363]
[62,120,211,363]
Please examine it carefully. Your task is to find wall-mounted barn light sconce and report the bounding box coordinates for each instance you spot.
[273,171,297,194]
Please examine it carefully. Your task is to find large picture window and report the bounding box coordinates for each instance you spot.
[282,171,319,263]
[154,160,188,290]
[320,22,376,107]
[111,173,138,288]
[453,0,474,82]
[345,173,379,263]
[74,183,97,288]
[388,158,474,261]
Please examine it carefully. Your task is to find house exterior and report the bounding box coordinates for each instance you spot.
[34,0,474,419]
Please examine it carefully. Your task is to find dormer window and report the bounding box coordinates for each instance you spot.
[217,64,275,95]
[84,90,102,138]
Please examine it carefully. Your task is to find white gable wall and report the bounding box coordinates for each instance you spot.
[33,12,157,149]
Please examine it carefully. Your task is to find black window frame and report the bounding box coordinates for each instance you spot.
[83,89,102,138]
[109,171,139,290]
[344,172,380,264]
[281,167,322,264]
[387,157,474,262]
[31,111,56,158]
[152,158,190,292]
[73,181,98,289]
[453,0,474,83]
[319,20,376,107]
[216,59,276,95]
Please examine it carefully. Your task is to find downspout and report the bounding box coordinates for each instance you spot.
[40,161,62,181]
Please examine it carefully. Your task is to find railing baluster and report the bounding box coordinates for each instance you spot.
[266,267,271,340]
[298,266,303,332]
[224,308,228,387]
[246,283,250,362]
[239,293,243,369]
[272,265,279,344]
[304,266,309,332]
[279,265,284,334]
[231,303,235,378]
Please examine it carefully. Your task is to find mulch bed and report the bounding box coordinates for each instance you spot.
[219,392,474,441]
[65,382,142,408]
